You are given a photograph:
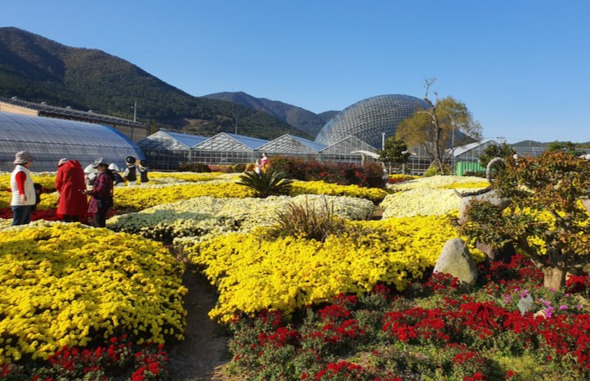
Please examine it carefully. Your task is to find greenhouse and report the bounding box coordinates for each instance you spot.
[192,132,269,165]
[315,94,429,149]
[257,134,327,158]
[0,112,144,172]
[138,130,207,170]
[320,135,378,164]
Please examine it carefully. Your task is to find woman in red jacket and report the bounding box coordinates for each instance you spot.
[55,158,88,222]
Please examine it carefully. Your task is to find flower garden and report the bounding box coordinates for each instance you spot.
[1,165,590,380]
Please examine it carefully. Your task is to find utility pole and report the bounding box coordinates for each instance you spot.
[235,116,238,135]
[133,100,138,122]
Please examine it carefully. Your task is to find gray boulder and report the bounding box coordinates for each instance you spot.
[434,238,478,285]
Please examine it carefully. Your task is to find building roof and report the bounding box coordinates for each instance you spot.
[0,96,146,129]
[0,111,144,171]
[194,132,269,151]
[320,135,377,155]
[258,134,327,154]
[159,130,207,148]
[452,139,498,157]
[315,94,428,148]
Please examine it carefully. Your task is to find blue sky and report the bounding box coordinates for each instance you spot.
[2,0,589,143]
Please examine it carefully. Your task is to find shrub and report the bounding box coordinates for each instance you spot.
[265,197,347,242]
[177,162,211,172]
[236,170,294,198]
[268,156,385,188]
[423,163,452,177]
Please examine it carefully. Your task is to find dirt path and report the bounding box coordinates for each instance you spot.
[167,264,230,381]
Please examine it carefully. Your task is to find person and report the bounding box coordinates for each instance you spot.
[55,158,88,222]
[108,163,125,185]
[254,159,262,176]
[122,155,137,185]
[31,183,43,212]
[137,159,149,184]
[84,163,97,188]
[86,158,114,228]
[10,151,36,225]
[260,153,269,167]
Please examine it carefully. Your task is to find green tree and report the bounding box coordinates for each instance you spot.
[377,137,411,174]
[546,141,584,157]
[478,142,516,167]
[460,150,590,290]
[396,79,482,174]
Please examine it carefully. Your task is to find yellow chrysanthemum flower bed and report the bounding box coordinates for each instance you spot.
[0,222,187,363]
[0,190,59,210]
[113,182,256,211]
[148,171,231,183]
[291,180,389,203]
[388,174,419,182]
[187,215,470,323]
[0,173,57,193]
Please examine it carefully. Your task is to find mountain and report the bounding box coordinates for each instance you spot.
[0,27,309,140]
[204,91,337,137]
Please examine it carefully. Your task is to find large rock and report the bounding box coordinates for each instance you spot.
[476,241,515,263]
[434,238,478,285]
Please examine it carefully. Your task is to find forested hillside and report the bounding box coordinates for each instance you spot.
[0,27,308,139]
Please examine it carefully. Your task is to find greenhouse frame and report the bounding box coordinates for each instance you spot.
[138,130,207,170]
[0,112,144,172]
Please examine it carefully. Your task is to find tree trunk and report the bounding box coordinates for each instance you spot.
[542,266,566,290]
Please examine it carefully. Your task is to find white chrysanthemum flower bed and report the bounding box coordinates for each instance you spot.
[108,194,374,243]
[380,175,489,218]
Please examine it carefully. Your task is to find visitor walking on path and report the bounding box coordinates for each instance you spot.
[86,158,114,228]
[10,151,36,225]
[55,158,88,222]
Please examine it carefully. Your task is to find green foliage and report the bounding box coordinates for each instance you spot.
[461,150,590,289]
[423,163,452,177]
[546,141,584,157]
[177,162,211,172]
[265,198,347,242]
[478,143,516,167]
[377,137,411,170]
[236,170,294,198]
[268,156,386,188]
[396,79,482,173]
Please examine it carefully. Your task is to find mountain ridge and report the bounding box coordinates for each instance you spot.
[203,91,337,137]
[0,27,319,140]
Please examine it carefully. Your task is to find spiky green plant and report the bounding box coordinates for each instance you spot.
[236,170,294,198]
[265,197,347,242]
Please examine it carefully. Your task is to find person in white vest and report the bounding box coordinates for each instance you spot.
[10,151,36,225]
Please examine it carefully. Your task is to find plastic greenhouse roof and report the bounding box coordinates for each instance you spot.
[194,133,269,151]
[158,130,208,148]
[224,133,269,149]
[0,112,144,172]
[452,139,498,157]
[289,135,327,152]
[257,134,327,154]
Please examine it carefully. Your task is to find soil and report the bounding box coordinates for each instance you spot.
[167,263,231,381]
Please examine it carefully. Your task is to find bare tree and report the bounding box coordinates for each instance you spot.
[396,79,482,174]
